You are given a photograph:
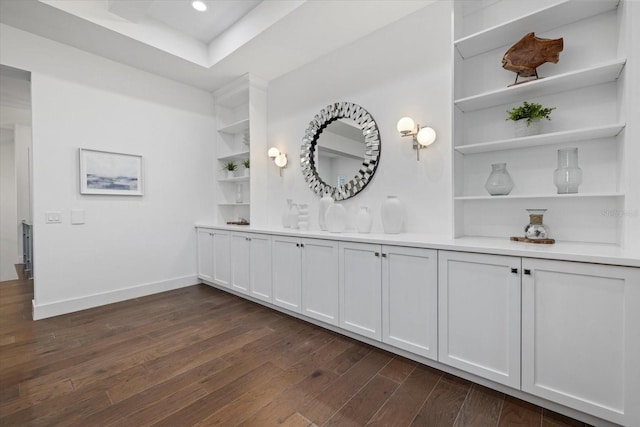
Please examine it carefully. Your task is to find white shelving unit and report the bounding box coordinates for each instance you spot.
[452,0,629,246]
[454,124,624,155]
[454,60,625,112]
[213,74,267,225]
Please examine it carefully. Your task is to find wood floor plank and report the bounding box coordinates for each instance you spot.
[299,350,393,425]
[454,384,505,427]
[542,408,590,427]
[324,373,399,427]
[367,364,442,426]
[321,340,372,375]
[193,367,299,426]
[378,355,417,384]
[497,395,542,427]
[236,346,343,426]
[1,384,112,427]
[75,356,229,426]
[411,374,472,427]
[152,361,283,426]
[279,412,317,427]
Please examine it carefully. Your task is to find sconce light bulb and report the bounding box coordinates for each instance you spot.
[267,147,280,158]
[192,1,207,12]
[274,153,288,168]
[416,126,436,147]
[396,117,415,135]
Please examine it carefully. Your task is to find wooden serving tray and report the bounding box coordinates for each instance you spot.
[510,236,555,244]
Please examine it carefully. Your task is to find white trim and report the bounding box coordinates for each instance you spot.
[32,275,198,320]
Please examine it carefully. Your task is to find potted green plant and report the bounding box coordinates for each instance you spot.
[242,159,250,177]
[506,101,555,137]
[224,161,237,178]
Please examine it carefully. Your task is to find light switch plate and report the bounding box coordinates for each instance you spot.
[45,211,62,224]
[71,209,85,225]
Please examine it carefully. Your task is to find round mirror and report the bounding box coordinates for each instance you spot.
[301,102,381,200]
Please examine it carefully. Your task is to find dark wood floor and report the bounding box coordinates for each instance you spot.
[0,273,593,426]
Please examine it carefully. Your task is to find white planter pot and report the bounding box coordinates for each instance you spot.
[514,119,542,137]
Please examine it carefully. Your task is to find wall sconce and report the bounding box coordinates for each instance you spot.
[268,147,287,175]
[397,117,437,161]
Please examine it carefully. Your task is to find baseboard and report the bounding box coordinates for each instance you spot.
[32,275,198,320]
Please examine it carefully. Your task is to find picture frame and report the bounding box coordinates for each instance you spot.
[79,148,144,196]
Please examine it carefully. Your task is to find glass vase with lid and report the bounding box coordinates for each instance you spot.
[524,209,550,240]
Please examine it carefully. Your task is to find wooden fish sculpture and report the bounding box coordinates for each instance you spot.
[502,32,563,86]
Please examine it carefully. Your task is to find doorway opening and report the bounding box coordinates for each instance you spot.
[0,64,33,284]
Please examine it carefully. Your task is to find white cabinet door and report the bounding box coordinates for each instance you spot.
[522,259,640,426]
[438,251,521,388]
[229,232,250,295]
[382,246,438,360]
[212,230,230,288]
[271,235,301,313]
[196,228,214,282]
[339,242,382,340]
[301,238,339,326]
[249,233,272,302]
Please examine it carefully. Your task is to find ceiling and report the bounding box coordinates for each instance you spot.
[0,0,434,92]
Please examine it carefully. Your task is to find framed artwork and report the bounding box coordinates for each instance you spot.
[79,148,143,195]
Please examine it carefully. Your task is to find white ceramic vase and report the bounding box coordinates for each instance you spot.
[325,203,346,233]
[282,199,292,228]
[319,193,334,231]
[356,206,373,233]
[381,196,404,234]
[235,183,243,203]
[288,203,299,229]
[298,204,309,230]
[227,170,235,179]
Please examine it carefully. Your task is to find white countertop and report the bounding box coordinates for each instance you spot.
[195,224,640,268]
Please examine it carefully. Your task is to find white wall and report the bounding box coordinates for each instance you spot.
[0,24,216,318]
[0,129,18,281]
[264,2,453,234]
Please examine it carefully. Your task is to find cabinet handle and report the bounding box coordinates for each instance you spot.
[296,243,300,247]
[381,253,387,258]
[511,268,518,274]
[374,252,380,257]
[300,243,304,248]
[524,269,532,275]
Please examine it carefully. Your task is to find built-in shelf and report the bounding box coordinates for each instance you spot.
[455,192,624,201]
[455,60,626,112]
[218,176,250,183]
[455,124,625,155]
[218,118,250,135]
[218,203,250,207]
[454,0,619,59]
[217,150,250,162]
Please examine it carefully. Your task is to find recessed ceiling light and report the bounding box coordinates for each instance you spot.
[192,1,207,12]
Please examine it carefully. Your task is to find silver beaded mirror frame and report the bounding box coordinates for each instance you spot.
[300,102,381,201]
